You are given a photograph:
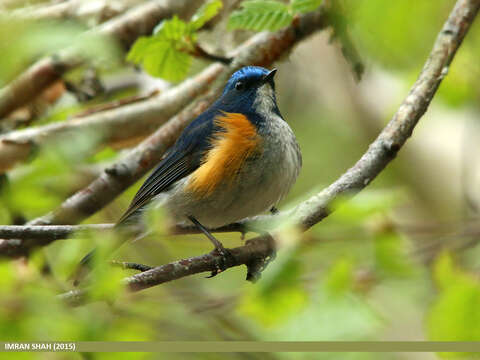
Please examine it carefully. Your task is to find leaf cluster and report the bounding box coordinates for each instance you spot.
[127,0,223,82]
[127,0,323,82]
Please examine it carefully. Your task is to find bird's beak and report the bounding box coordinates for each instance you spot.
[263,68,277,84]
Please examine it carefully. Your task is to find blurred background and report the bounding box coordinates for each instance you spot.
[1,0,480,359]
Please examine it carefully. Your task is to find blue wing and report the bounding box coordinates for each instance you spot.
[117,109,219,224]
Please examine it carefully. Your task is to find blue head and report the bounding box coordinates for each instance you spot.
[215,66,281,125]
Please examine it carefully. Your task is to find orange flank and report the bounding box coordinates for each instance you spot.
[187,112,262,196]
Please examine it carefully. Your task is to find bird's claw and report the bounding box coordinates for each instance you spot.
[206,247,236,278]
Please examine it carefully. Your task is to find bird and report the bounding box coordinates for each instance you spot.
[75,66,302,282]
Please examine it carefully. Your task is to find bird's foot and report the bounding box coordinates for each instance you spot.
[207,245,236,278]
[187,216,237,277]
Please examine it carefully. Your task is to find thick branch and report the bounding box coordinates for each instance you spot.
[0,8,329,257]
[0,223,250,240]
[3,0,143,24]
[55,0,480,299]
[0,0,203,119]
[0,224,113,240]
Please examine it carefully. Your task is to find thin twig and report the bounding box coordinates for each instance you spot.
[189,43,233,65]
[110,260,153,272]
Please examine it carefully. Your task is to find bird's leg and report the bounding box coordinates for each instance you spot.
[187,216,236,277]
[188,216,226,253]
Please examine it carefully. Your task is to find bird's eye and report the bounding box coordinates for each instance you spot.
[235,81,245,90]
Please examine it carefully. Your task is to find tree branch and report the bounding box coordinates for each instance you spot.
[291,0,480,231]
[59,235,276,306]
[0,224,113,240]
[0,0,204,119]
[189,43,233,65]
[3,0,143,24]
[0,222,252,240]
[0,63,224,172]
[54,0,480,302]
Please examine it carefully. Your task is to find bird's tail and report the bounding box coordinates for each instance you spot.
[71,218,142,286]
[71,247,99,286]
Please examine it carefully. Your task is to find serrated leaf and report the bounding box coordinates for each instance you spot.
[127,16,193,82]
[290,0,322,14]
[191,0,223,30]
[228,0,292,31]
[160,15,191,40]
[143,42,192,82]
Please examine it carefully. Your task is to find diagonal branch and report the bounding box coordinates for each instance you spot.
[3,0,143,24]
[54,0,480,303]
[0,63,224,172]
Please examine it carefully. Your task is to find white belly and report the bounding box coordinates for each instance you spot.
[155,115,301,228]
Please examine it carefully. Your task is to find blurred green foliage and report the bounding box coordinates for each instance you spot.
[1,130,101,219]
[346,0,480,107]
[1,0,480,358]
[0,18,119,86]
[427,253,480,357]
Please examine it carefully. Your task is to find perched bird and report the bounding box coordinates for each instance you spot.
[76,66,301,281]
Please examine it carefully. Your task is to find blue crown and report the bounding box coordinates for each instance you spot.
[223,66,270,94]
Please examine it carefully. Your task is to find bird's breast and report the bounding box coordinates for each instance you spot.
[186,112,263,196]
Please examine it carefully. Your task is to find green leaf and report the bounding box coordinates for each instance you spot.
[325,258,354,295]
[190,0,223,30]
[228,0,292,31]
[127,16,193,82]
[158,15,191,41]
[290,0,323,14]
[427,257,480,357]
[373,231,412,277]
[3,130,101,218]
[433,252,458,290]
[238,245,308,327]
